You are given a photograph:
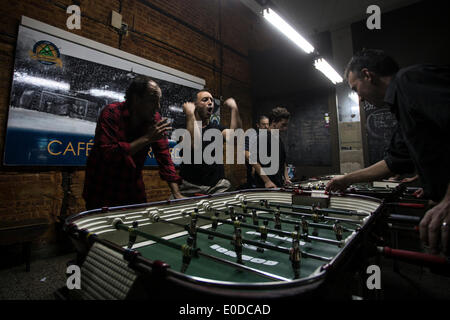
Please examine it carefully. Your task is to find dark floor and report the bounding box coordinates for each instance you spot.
[1,222,449,301]
[0,251,76,300]
[0,248,448,300]
[367,257,450,300]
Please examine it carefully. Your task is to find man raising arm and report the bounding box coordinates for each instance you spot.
[178,90,242,196]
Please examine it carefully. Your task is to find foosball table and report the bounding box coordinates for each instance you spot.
[63,189,385,300]
[285,179,450,274]
[287,177,429,217]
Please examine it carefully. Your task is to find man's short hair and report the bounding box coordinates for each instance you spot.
[344,49,400,81]
[269,107,290,124]
[125,75,159,101]
[192,89,213,103]
[258,115,269,123]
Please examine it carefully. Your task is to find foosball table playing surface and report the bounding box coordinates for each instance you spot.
[64,189,384,300]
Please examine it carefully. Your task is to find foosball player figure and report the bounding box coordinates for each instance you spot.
[294,224,301,238]
[228,206,236,221]
[238,205,248,222]
[311,204,320,236]
[189,209,199,248]
[231,227,244,264]
[257,219,269,253]
[127,221,139,249]
[289,230,301,279]
[274,206,282,230]
[242,200,248,214]
[240,201,248,222]
[260,199,269,209]
[181,236,195,273]
[301,218,309,241]
[251,209,259,226]
[208,210,220,240]
[333,220,343,241]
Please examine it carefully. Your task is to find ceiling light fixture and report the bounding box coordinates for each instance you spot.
[314,58,343,84]
[262,8,314,54]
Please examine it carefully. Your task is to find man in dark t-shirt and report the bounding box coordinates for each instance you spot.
[326,49,450,256]
[179,89,242,196]
[245,107,291,188]
[245,115,270,188]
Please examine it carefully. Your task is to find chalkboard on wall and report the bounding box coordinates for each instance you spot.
[255,94,332,167]
[363,103,397,165]
[287,98,332,166]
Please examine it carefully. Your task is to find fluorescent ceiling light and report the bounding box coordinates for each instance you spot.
[14,72,70,91]
[314,58,343,84]
[89,89,125,101]
[262,8,314,54]
[349,92,359,104]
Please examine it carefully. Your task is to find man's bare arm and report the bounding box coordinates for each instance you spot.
[224,98,242,130]
[182,102,201,150]
[245,150,276,188]
[326,159,393,192]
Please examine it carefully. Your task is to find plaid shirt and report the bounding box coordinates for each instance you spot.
[83,101,181,209]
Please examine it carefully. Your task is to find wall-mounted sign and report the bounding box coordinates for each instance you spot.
[3,17,213,166]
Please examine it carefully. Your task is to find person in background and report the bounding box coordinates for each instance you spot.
[245,107,291,188]
[244,115,269,188]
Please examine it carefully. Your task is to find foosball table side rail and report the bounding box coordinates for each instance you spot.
[62,189,386,300]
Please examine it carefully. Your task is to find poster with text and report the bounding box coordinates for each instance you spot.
[3,25,217,166]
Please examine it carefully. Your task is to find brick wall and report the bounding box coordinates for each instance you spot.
[0,0,259,245]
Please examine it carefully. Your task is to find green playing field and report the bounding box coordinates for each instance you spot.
[134,217,354,283]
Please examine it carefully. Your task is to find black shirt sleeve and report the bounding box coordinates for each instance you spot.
[384,125,415,174]
[386,65,450,201]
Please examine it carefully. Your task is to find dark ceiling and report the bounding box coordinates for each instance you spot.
[248,0,424,100]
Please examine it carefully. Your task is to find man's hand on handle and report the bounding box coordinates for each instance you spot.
[419,189,450,256]
[325,175,350,193]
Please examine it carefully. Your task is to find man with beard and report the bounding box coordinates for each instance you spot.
[83,76,183,209]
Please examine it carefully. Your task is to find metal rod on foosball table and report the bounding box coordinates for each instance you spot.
[183,209,344,247]
[192,225,333,263]
[114,219,291,281]
[235,203,361,225]
[114,220,187,252]
[226,204,358,230]
[151,214,334,264]
[264,201,369,217]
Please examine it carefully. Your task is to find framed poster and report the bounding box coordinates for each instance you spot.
[3,17,213,166]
